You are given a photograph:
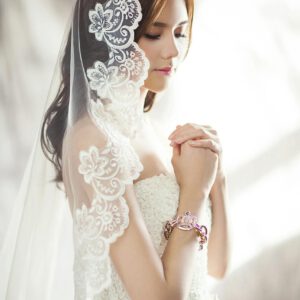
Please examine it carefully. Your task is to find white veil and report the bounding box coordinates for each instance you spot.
[0,133,73,299]
[0,0,151,298]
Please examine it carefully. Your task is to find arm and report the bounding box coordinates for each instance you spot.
[111,187,207,300]
[207,174,230,278]
[167,123,230,279]
[161,189,207,300]
[66,123,209,300]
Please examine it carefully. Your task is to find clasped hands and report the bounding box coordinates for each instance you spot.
[168,123,225,181]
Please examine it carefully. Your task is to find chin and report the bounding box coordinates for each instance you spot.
[144,78,171,93]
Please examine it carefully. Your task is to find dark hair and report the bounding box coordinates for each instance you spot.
[41,0,194,183]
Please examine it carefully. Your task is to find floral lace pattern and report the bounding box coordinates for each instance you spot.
[73,1,149,295]
[89,1,140,49]
[72,1,216,299]
[87,0,149,139]
[74,141,143,299]
[96,174,216,299]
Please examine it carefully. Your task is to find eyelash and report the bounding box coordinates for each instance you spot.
[144,33,187,40]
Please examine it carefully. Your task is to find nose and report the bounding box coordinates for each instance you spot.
[161,34,180,60]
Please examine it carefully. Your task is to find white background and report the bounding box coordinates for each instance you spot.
[0,0,299,298]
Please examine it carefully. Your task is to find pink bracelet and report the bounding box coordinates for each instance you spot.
[164,211,208,251]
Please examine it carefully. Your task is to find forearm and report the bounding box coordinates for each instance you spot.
[207,175,229,278]
[161,189,207,300]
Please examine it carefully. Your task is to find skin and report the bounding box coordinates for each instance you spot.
[138,0,229,279]
[169,124,230,278]
[138,0,189,93]
[60,3,228,299]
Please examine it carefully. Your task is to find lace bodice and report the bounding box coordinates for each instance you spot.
[97,173,215,300]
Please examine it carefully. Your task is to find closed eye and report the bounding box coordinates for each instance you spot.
[144,33,187,40]
[144,33,161,40]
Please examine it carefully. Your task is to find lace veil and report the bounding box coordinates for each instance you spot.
[0,0,150,298]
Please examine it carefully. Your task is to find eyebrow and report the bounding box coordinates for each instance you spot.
[152,20,189,28]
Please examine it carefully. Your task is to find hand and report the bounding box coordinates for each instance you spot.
[168,123,224,179]
[171,141,219,200]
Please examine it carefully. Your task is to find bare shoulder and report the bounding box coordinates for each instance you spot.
[63,115,107,153]
[61,116,109,203]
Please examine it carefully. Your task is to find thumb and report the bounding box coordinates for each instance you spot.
[172,143,180,158]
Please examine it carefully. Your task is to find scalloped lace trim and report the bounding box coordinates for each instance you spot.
[74,140,143,299]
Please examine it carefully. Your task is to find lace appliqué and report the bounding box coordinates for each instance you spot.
[99,174,215,300]
[74,0,149,298]
[74,141,143,299]
[87,0,149,139]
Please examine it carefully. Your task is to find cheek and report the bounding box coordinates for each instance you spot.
[138,39,171,93]
[138,39,159,67]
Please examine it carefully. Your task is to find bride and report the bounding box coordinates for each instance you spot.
[1,0,229,299]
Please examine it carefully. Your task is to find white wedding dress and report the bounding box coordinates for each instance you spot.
[98,172,215,300]
[0,122,218,300]
[1,1,219,298]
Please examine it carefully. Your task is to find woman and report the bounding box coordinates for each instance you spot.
[1,0,229,299]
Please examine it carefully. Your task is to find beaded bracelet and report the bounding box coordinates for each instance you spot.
[164,211,208,251]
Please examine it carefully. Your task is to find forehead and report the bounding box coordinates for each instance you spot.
[154,0,188,26]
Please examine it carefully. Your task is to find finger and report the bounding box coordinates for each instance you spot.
[188,139,220,154]
[188,139,221,154]
[186,124,218,137]
[169,124,218,140]
[168,123,197,139]
[171,127,212,143]
[172,131,210,144]
[171,123,194,137]
[168,125,183,139]
[172,142,181,157]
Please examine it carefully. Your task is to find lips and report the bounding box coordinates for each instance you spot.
[156,67,172,72]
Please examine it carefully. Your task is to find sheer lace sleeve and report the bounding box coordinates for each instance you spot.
[62,120,143,299]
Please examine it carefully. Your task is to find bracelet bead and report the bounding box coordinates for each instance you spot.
[163,211,208,251]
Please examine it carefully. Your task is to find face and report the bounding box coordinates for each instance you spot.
[138,0,189,93]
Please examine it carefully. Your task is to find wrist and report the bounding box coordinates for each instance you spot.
[178,188,208,216]
[179,187,208,203]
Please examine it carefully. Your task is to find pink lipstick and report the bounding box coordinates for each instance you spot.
[155,67,173,76]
